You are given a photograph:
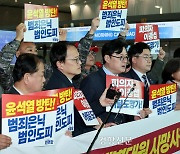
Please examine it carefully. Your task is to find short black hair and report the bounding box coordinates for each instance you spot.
[13,53,43,82]
[50,41,75,68]
[173,47,180,58]
[128,42,151,64]
[101,39,127,64]
[162,58,180,83]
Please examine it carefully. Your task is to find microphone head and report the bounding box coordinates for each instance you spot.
[131,83,136,92]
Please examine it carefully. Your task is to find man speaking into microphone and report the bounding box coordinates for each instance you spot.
[80,39,132,125]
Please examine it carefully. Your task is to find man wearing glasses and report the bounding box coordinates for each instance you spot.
[45,41,102,136]
[80,39,131,125]
[45,41,82,90]
[121,42,153,118]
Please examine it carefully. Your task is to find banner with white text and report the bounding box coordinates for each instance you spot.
[98,0,128,39]
[149,83,177,117]
[29,88,75,134]
[106,75,144,116]
[135,23,160,54]
[0,111,179,154]
[74,90,99,126]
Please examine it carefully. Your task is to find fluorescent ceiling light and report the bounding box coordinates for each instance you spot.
[155,5,161,8]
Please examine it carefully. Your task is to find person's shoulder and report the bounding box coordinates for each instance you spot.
[80,69,104,87]
[85,68,104,80]
[120,69,134,78]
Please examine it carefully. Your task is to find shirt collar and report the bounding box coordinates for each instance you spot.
[13,85,24,95]
[132,68,146,82]
[102,65,118,76]
[68,78,73,83]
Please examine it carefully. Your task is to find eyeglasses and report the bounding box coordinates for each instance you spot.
[134,55,153,61]
[66,57,81,64]
[111,55,129,61]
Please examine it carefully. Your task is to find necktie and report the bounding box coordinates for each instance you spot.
[142,75,149,92]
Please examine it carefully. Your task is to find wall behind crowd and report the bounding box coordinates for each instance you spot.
[0,6,71,30]
[0,0,179,64]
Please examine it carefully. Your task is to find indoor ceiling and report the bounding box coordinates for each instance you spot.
[0,0,180,16]
[0,0,95,13]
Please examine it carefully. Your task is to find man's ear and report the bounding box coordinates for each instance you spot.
[16,51,20,57]
[132,57,137,64]
[23,73,30,85]
[56,61,64,71]
[104,55,111,64]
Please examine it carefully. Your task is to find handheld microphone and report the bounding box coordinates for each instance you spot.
[106,84,119,99]
[114,83,136,120]
[86,91,121,154]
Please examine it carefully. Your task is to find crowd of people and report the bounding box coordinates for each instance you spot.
[0,17,179,150]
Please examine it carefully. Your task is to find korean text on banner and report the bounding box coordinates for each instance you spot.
[135,23,160,54]
[74,90,99,126]
[24,3,59,42]
[97,0,128,40]
[29,88,75,135]
[149,83,177,117]
[106,75,144,116]
[1,94,57,147]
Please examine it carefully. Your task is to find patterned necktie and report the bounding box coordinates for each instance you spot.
[142,75,149,92]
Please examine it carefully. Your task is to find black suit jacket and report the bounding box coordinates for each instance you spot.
[45,68,75,90]
[8,87,20,94]
[45,68,95,137]
[80,68,131,124]
[120,69,154,108]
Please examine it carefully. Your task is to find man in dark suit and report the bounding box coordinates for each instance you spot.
[80,39,133,124]
[121,42,153,119]
[45,41,104,137]
[0,53,45,150]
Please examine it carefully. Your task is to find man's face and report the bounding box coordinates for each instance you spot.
[61,45,82,79]
[27,62,45,93]
[106,47,128,74]
[132,49,152,74]
[85,51,96,68]
[16,42,37,57]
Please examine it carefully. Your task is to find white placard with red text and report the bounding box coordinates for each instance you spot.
[106,75,144,116]
[135,23,160,54]
[74,90,99,126]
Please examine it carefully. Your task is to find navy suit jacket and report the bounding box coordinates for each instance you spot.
[120,69,154,108]
[8,87,20,94]
[80,68,132,124]
[45,68,95,136]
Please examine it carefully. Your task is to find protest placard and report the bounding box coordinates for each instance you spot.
[106,75,144,116]
[149,83,177,117]
[24,4,59,42]
[2,94,57,147]
[135,23,160,54]
[74,90,99,126]
[30,88,75,133]
[97,0,128,40]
